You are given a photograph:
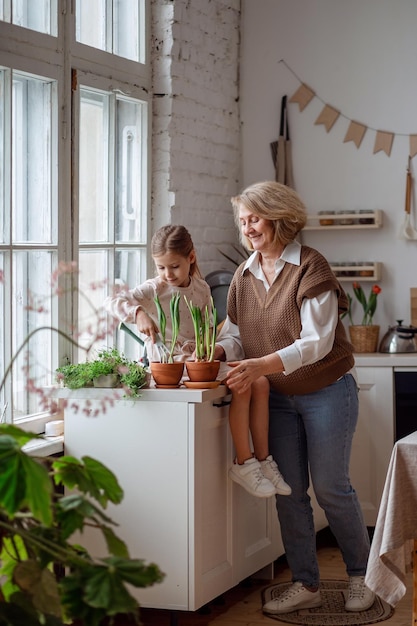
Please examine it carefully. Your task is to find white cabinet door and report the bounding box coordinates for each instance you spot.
[191,400,234,609]
[351,367,394,525]
[232,486,283,581]
[64,399,191,611]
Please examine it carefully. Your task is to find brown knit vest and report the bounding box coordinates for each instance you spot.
[227,246,354,395]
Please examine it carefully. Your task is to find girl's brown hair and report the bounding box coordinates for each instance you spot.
[231,181,307,250]
[151,225,202,278]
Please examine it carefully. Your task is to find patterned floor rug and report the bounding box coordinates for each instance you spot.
[261,580,393,625]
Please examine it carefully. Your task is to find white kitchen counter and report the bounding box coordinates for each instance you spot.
[353,353,417,367]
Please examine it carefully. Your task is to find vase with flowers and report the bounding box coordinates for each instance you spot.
[342,282,382,353]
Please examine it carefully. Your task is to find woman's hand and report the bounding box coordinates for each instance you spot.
[136,309,159,343]
[225,353,283,392]
[225,358,266,392]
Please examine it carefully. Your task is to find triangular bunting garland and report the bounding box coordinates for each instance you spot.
[289,83,315,111]
[344,121,367,148]
[373,131,394,156]
[280,59,417,159]
[315,105,340,132]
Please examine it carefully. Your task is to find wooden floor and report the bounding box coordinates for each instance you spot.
[134,529,413,626]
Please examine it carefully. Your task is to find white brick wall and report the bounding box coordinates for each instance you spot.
[151,0,242,276]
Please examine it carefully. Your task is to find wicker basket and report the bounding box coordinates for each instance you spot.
[349,325,380,353]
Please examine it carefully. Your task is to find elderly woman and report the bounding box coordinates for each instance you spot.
[217,181,375,615]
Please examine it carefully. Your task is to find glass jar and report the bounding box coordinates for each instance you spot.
[318,210,335,226]
[358,210,374,225]
[358,262,374,277]
[337,210,355,225]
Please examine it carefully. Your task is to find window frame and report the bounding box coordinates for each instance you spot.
[0,1,152,427]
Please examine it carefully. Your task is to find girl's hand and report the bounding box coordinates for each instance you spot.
[136,309,159,343]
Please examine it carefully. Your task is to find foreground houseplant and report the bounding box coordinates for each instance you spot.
[0,423,164,626]
[342,283,382,353]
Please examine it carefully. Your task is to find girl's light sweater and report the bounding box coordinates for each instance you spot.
[104,275,212,361]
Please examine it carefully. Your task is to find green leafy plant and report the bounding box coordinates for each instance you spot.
[56,347,148,397]
[0,423,164,626]
[153,292,181,363]
[185,296,218,361]
[342,283,382,326]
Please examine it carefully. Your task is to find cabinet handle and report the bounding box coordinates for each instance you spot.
[213,399,231,408]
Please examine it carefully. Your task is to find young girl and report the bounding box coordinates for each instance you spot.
[104,224,213,362]
[227,374,292,498]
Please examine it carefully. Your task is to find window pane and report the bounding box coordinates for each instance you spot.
[78,250,110,359]
[114,0,142,63]
[12,73,55,244]
[76,0,144,63]
[12,250,55,419]
[75,0,106,51]
[113,249,147,361]
[0,71,5,244]
[79,89,109,243]
[0,0,58,35]
[116,97,146,243]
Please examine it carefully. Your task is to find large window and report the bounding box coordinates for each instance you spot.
[0,2,150,425]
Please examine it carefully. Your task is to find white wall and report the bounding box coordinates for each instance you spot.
[240,0,417,333]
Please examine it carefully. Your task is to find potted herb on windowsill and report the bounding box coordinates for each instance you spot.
[56,347,149,397]
[184,297,220,383]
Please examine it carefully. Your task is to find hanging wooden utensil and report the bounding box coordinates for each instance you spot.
[399,156,417,240]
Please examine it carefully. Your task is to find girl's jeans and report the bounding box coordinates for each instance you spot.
[268,373,370,588]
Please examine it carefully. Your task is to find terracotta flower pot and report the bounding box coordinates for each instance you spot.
[150,361,184,387]
[185,360,220,383]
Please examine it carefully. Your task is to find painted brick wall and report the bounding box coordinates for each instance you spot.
[151,0,242,276]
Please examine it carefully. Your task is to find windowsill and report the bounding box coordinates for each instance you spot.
[22,435,64,457]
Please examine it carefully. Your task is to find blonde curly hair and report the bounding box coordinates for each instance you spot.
[231,181,307,250]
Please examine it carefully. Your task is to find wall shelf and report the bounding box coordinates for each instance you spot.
[330,262,381,282]
[305,210,382,230]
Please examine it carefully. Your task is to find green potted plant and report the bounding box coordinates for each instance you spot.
[184,297,220,382]
[0,423,164,626]
[150,293,184,387]
[56,347,148,397]
[341,282,382,353]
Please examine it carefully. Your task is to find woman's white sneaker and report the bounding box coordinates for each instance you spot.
[260,455,292,495]
[263,581,322,615]
[229,458,276,498]
[345,576,376,611]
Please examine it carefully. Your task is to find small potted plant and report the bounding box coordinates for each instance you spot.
[184,297,220,382]
[56,347,148,397]
[150,292,184,387]
[341,282,382,353]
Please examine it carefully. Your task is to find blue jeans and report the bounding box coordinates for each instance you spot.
[268,373,370,587]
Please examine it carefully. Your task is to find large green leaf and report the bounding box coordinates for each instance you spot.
[13,561,62,618]
[0,443,51,523]
[82,567,139,614]
[52,456,123,507]
[101,556,165,587]
[0,536,27,600]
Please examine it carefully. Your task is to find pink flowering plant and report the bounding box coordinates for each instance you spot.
[0,263,163,625]
[342,283,382,326]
